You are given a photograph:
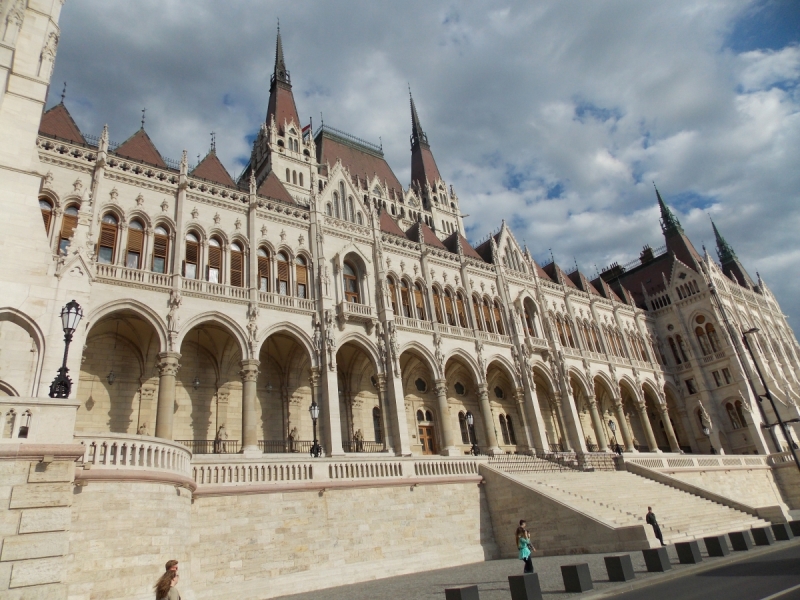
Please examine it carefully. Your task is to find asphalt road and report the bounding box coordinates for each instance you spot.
[607,542,800,600]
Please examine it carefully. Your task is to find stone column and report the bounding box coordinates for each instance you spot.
[376,374,394,452]
[435,379,458,455]
[520,371,549,454]
[478,383,502,455]
[586,395,608,452]
[155,352,181,440]
[552,394,572,451]
[240,359,261,457]
[513,387,534,451]
[309,368,324,452]
[658,400,681,453]
[636,399,659,452]
[612,395,635,452]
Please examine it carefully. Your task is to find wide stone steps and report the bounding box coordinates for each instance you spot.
[509,470,770,543]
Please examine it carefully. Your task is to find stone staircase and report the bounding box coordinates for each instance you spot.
[507,470,771,543]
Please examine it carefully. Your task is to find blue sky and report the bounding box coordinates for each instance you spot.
[49,1,800,327]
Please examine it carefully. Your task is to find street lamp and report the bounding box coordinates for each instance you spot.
[309,399,321,458]
[49,300,83,398]
[465,411,480,456]
[702,426,716,455]
[608,419,622,455]
[742,328,800,472]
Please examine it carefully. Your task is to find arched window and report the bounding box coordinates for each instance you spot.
[277,251,290,295]
[3,409,15,438]
[343,261,359,303]
[339,182,347,218]
[669,337,682,364]
[506,415,517,445]
[726,402,742,429]
[499,415,510,445]
[152,225,169,273]
[333,192,341,219]
[483,299,494,333]
[735,400,747,427]
[676,335,689,362]
[416,410,424,422]
[456,293,468,328]
[592,326,603,354]
[207,237,221,283]
[400,281,412,317]
[58,206,79,255]
[387,277,398,314]
[299,172,304,187]
[706,324,720,352]
[125,220,145,268]
[414,283,427,320]
[425,410,433,422]
[39,198,53,234]
[97,213,119,264]
[285,168,290,182]
[556,318,567,346]
[348,197,355,222]
[458,412,470,444]
[695,326,711,355]
[325,203,333,216]
[296,256,308,298]
[432,288,444,323]
[565,319,576,348]
[230,242,244,287]
[444,290,456,326]
[292,170,297,185]
[184,232,199,279]
[356,212,363,225]
[373,407,383,444]
[524,306,536,337]
[257,247,270,292]
[493,301,505,335]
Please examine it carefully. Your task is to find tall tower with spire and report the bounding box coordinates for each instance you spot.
[409,91,442,192]
[654,185,702,270]
[266,25,300,135]
[712,220,755,288]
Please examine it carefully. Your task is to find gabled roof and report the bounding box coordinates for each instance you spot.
[474,239,493,263]
[406,222,447,250]
[191,151,236,188]
[442,232,484,261]
[532,260,551,281]
[316,128,403,199]
[114,128,167,169]
[591,276,623,302]
[410,94,442,188]
[257,170,295,204]
[39,103,86,145]
[379,210,406,237]
[568,269,602,295]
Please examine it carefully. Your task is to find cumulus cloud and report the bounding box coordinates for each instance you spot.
[49,0,800,327]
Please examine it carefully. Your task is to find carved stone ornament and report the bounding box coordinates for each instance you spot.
[280,229,286,241]
[325,310,337,370]
[235,218,242,230]
[298,234,305,246]
[42,171,54,189]
[213,213,221,225]
[191,207,199,219]
[160,200,169,212]
[135,194,144,206]
[261,225,268,236]
[434,333,445,377]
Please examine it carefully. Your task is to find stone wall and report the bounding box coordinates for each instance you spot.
[668,468,787,511]
[190,481,496,600]
[771,464,800,510]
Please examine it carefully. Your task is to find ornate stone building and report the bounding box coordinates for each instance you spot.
[2,4,800,599]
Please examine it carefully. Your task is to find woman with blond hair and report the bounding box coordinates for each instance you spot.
[154,570,181,600]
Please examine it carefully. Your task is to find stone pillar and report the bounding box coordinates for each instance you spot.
[155,352,181,440]
[658,401,681,453]
[478,383,502,455]
[612,395,635,452]
[376,374,394,452]
[552,394,572,451]
[520,372,549,454]
[240,359,261,457]
[435,379,458,455]
[309,368,323,452]
[586,395,608,452]
[636,399,659,452]
[513,387,534,451]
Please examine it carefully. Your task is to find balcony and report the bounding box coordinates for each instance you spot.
[394,316,434,332]
[259,291,316,313]
[342,440,386,453]
[96,264,171,290]
[337,301,376,329]
[702,350,727,364]
[438,323,471,338]
[183,278,249,301]
[176,439,240,454]
[476,330,512,346]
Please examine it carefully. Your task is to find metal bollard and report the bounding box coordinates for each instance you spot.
[675,541,702,564]
[642,547,671,572]
[561,563,593,593]
[604,554,635,582]
[508,573,543,600]
[445,585,480,600]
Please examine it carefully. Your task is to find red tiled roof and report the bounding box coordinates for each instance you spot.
[257,170,295,204]
[316,131,403,199]
[191,152,236,188]
[532,260,551,280]
[114,128,167,169]
[406,222,447,250]
[411,145,442,188]
[474,239,493,263]
[266,84,301,136]
[443,232,484,261]
[379,211,406,237]
[39,103,85,145]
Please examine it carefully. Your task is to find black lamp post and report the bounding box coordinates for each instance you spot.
[702,426,716,455]
[309,399,321,458]
[48,300,83,399]
[465,411,480,456]
[608,419,622,455]
[743,328,800,472]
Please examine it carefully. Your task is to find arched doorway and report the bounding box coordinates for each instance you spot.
[487,361,524,452]
[337,339,383,453]
[444,355,482,454]
[533,368,567,452]
[400,348,440,455]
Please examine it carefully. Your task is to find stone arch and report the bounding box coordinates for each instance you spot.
[337,331,382,375]
[98,204,125,224]
[126,209,152,229]
[38,187,60,208]
[207,228,229,246]
[618,377,647,449]
[0,381,19,397]
[0,307,46,397]
[337,334,382,451]
[152,215,177,233]
[258,321,317,369]
[399,341,438,380]
[486,355,520,388]
[444,348,482,385]
[184,222,208,244]
[84,299,168,354]
[177,312,249,360]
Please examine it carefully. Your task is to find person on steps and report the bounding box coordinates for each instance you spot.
[515,519,535,573]
[646,506,666,546]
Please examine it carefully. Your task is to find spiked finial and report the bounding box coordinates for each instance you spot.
[409,87,428,149]
[273,23,290,85]
[210,131,216,153]
[711,219,737,263]
[141,107,146,129]
[654,183,683,235]
[60,82,66,104]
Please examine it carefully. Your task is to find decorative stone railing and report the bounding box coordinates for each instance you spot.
[767,451,798,468]
[259,291,315,312]
[438,324,471,338]
[476,330,512,345]
[394,316,434,332]
[182,278,249,301]
[624,454,769,472]
[95,264,172,288]
[528,337,551,351]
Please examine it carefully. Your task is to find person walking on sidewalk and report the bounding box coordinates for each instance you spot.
[646,507,666,546]
[515,519,535,573]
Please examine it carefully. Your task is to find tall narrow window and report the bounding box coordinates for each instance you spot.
[299,172,304,187]
[401,281,412,317]
[414,283,426,320]
[499,415,510,445]
[483,300,495,333]
[277,252,290,295]
[676,335,689,362]
[444,291,456,326]
[152,226,169,273]
[333,192,340,219]
[473,297,484,330]
[507,415,517,445]
[343,262,359,303]
[524,307,536,337]
[126,220,144,269]
[388,278,398,314]
[184,232,199,279]
[286,168,290,182]
[207,238,221,283]
[695,326,711,355]
[296,256,308,298]
[348,197,355,222]
[726,402,742,429]
[493,301,505,335]
[432,288,444,323]
[706,324,720,352]
[373,407,383,444]
[39,199,53,234]
[593,327,603,353]
[325,203,332,216]
[456,293,468,328]
[97,214,118,264]
[257,248,270,292]
[292,170,297,185]
[735,400,747,426]
[459,412,470,444]
[59,206,79,254]
[230,242,244,287]
[669,337,681,364]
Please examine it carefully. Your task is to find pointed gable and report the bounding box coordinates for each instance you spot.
[266,28,300,134]
[443,232,484,261]
[257,170,295,204]
[114,129,167,169]
[379,210,406,238]
[406,222,447,250]
[39,103,86,145]
[409,93,442,188]
[191,152,236,188]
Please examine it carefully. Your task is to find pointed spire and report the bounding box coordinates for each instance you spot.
[409,87,428,149]
[273,23,290,86]
[654,183,683,235]
[711,219,736,263]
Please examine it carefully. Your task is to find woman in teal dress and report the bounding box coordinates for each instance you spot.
[516,519,534,573]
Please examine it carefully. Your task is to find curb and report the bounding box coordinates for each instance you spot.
[579,537,800,599]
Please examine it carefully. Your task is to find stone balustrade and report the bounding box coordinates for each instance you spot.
[625,454,769,472]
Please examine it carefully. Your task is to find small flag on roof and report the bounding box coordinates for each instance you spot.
[302,123,311,139]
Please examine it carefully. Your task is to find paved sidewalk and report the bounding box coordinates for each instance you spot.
[272,538,800,600]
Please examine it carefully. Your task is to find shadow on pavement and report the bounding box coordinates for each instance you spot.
[699,558,800,578]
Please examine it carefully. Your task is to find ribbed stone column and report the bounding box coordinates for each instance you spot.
[658,399,681,453]
[155,352,181,440]
[240,359,261,456]
[586,395,608,451]
[637,400,659,452]
[612,396,635,452]
[478,383,502,455]
[435,379,457,455]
